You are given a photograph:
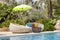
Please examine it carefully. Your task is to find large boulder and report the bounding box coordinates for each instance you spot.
[9,23,32,33]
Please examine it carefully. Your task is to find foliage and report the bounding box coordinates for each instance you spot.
[41,19,56,31]
[29,11,48,20]
[0,2,23,27]
[54,8,60,19]
[52,1,60,19]
[0,2,29,27]
[1,19,26,27]
[0,2,13,22]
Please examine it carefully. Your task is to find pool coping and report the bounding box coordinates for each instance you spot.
[0,31,60,37]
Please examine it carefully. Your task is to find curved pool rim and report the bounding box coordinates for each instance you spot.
[0,31,60,37]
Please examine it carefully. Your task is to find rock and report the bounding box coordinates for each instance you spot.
[9,23,32,33]
[55,20,60,30]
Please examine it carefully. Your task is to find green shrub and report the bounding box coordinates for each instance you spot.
[0,2,19,27]
[41,19,56,31]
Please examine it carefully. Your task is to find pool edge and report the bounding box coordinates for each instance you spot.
[0,31,60,37]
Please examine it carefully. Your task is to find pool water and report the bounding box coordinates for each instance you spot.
[0,32,60,40]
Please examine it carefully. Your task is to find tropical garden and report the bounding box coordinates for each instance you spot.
[0,0,60,31]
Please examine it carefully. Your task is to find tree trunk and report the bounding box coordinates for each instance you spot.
[47,0,53,18]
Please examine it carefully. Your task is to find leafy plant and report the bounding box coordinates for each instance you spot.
[0,2,19,27]
[41,19,56,31]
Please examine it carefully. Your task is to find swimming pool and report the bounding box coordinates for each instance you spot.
[0,32,60,40]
